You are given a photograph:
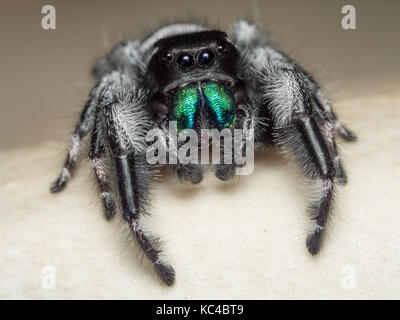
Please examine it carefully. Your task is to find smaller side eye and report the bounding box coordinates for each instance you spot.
[162,51,173,62]
[217,44,225,53]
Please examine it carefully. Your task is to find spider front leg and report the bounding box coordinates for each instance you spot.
[88,119,116,220]
[114,154,174,285]
[290,117,336,255]
[278,116,337,255]
[315,89,357,142]
[51,39,145,193]
[95,77,175,285]
[263,68,343,255]
[51,84,101,193]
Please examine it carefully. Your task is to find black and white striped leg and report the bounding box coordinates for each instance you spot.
[316,89,357,142]
[276,117,336,255]
[334,115,357,142]
[294,117,336,255]
[305,177,334,255]
[324,121,348,185]
[234,18,355,255]
[100,97,175,286]
[313,92,349,184]
[51,83,100,193]
[114,156,175,286]
[50,132,80,193]
[89,121,116,220]
[263,68,341,255]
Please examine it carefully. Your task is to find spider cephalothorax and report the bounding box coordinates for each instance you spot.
[51,20,357,286]
[145,30,243,133]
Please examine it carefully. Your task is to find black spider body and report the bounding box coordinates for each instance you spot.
[51,21,356,286]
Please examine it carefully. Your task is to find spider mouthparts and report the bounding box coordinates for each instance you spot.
[163,72,236,94]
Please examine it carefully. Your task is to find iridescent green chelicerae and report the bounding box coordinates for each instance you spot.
[169,84,200,132]
[169,81,236,132]
[201,81,236,129]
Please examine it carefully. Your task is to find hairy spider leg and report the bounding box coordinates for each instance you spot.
[51,83,101,193]
[99,93,175,286]
[232,20,355,255]
[316,89,357,142]
[88,111,117,220]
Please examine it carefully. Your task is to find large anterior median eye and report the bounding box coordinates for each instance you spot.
[201,81,236,129]
[169,84,200,132]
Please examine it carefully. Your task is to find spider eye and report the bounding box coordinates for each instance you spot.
[217,44,225,53]
[198,50,215,67]
[163,51,173,62]
[177,53,195,70]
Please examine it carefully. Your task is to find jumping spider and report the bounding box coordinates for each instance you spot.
[51,20,356,286]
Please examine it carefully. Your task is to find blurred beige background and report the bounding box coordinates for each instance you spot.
[0,0,399,149]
